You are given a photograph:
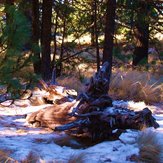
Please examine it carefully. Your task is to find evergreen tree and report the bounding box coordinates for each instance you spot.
[0,3,33,99]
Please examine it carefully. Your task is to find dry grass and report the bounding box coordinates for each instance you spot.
[0,150,16,163]
[0,150,40,163]
[56,69,162,104]
[21,151,86,163]
[21,152,39,163]
[53,135,82,149]
[57,75,84,93]
[67,153,86,163]
[109,70,163,104]
[136,130,163,163]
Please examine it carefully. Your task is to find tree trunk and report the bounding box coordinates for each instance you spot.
[58,19,66,77]
[91,1,95,46]
[32,0,41,74]
[41,0,53,81]
[52,11,59,67]
[133,1,149,66]
[133,24,149,66]
[103,0,116,86]
[94,0,100,71]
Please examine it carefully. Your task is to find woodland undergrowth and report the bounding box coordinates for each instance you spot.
[57,63,162,104]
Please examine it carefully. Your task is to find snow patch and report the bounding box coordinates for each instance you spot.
[0,100,162,162]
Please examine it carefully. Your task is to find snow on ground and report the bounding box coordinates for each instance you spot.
[0,99,162,162]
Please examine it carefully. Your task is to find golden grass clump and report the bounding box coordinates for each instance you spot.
[136,130,163,163]
[56,66,162,104]
[21,152,39,163]
[109,70,163,104]
[0,150,16,163]
[57,75,84,93]
[67,153,86,163]
[53,135,82,149]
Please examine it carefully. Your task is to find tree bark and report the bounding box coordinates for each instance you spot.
[52,11,59,67]
[94,0,100,71]
[32,0,41,74]
[58,19,66,76]
[41,0,53,81]
[91,1,95,46]
[103,0,116,86]
[133,1,149,66]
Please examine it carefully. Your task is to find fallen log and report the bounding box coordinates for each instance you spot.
[26,62,159,141]
[26,101,77,128]
[55,107,159,140]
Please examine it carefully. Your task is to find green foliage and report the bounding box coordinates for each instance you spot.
[137,58,148,66]
[113,47,125,62]
[0,4,36,99]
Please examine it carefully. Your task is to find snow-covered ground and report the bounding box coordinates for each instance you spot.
[0,99,162,162]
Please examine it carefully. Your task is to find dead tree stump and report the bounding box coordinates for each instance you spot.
[26,62,159,141]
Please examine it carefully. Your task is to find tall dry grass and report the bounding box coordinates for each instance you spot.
[67,153,86,163]
[109,70,163,104]
[21,152,39,163]
[57,75,84,93]
[56,69,162,104]
[136,130,163,163]
[0,149,86,163]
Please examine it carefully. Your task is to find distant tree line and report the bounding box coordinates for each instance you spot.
[0,0,162,97]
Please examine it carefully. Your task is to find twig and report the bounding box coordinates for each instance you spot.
[61,47,93,63]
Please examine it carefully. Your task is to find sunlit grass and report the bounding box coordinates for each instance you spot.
[57,67,162,104]
[109,70,163,104]
[136,130,163,163]
[57,75,84,93]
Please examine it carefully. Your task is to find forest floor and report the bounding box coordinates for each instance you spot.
[0,87,162,162]
[0,42,163,162]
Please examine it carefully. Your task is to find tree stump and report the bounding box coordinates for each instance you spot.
[26,62,159,141]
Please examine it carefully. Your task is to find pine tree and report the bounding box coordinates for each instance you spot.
[0,3,34,99]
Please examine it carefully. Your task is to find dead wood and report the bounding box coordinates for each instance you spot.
[55,107,159,141]
[26,62,159,142]
[28,80,77,106]
[26,101,77,129]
